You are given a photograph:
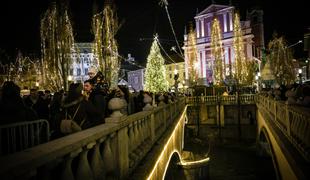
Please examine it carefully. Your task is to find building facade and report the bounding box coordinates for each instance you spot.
[70,43,97,82]
[184,4,264,86]
[127,69,145,92]
[165,62,186,90]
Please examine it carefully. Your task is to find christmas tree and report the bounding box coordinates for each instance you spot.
[144,37,169,92]
[233,13,248,85]
[186,23,198,85]
[211,18,224,85]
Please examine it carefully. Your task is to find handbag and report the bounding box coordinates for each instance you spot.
[60,104,85,134]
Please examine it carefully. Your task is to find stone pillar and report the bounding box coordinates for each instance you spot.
[105,97,129,179]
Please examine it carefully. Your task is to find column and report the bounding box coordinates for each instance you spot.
[196,20,200,38]
[223,13,227,32]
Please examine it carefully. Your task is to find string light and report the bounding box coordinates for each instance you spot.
[186,24,198,84]
[144,38,169,92]
[211,18,224,85]
[233,13,248,84]
[40,2,74,91]
[92,1,120,88]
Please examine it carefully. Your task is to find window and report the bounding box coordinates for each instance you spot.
[183,72,185,78]
[134,77,138,84]
[77,68,81,76]
[169,66,172,71]
[169,74,172,79]
[84,68,88,75]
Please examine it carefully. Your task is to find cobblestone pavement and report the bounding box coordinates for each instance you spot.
[182,125,276,180]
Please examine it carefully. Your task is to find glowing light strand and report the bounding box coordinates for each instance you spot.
[233,13,248,84]
[144,38,169,92]
[211,18,224,85]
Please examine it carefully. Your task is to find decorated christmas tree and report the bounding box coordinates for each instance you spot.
[144,37,168,92]
[211,18,224,85]
[187,23,198,85]
[233,13,248,85]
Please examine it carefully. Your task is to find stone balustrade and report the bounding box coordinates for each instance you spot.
[0,98,186,180]
[256,95,310,162]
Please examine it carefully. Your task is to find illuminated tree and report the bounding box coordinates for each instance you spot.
[186,23,198,84]
[92,0,120,88]
[245,60,257,85]
[211,18,224,85]
[268,35,295,85]
[40,2,75,91]
[144,37,168,92]
[233,13,248,85]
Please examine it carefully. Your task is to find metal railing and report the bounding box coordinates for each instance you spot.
[186,94,256,105]
[0,98,186,180]
[0,119,50,156]
[256,95,310,162]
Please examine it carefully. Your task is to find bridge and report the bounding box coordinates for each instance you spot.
[0,95,309,179]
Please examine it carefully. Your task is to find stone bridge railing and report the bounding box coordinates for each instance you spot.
[256,95,310,162]
[0,98,186,180]
[186,94,256,105]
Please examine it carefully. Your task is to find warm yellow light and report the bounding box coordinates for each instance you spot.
[147,106,187,180]
[180,157,210,166]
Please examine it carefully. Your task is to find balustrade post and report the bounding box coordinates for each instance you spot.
[61,148,82,180]
[144,108,155,143]
[76,144,94,180]
[285,105,291,136]
[91,139,105,180]
[274,102,277,121]
[163,106,167,130]
[115,126,129,178]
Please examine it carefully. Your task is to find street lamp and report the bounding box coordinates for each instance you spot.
[298,68,303,84]
[286,40,302,49]
[174,68,179,93]
[257,72,261,92]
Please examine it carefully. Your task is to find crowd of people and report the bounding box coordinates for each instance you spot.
[260,82,310,107]
[0,69,179,139]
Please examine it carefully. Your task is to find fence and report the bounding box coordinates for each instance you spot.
[0,119,50,156]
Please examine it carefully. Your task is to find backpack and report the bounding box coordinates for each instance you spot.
[60,104,85,134]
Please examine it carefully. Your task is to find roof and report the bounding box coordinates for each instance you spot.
[74,43,94,53]
[196,4,232,17]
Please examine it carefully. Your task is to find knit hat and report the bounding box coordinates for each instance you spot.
[88,66,97,74]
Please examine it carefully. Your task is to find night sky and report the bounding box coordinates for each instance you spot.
[0,0,309,64]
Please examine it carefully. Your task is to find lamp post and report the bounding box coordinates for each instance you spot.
[306,59,309,79]
[298,68,303,84]
[174,69,179,94]
[257,72,261,91]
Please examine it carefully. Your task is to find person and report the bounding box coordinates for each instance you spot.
[84,79,107,125]
[0,81,37,125]
[88,66,97,79]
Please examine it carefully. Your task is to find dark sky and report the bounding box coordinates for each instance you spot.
[0,0,309,64]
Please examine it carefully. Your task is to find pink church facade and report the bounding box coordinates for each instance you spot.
[184,4,264,86]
